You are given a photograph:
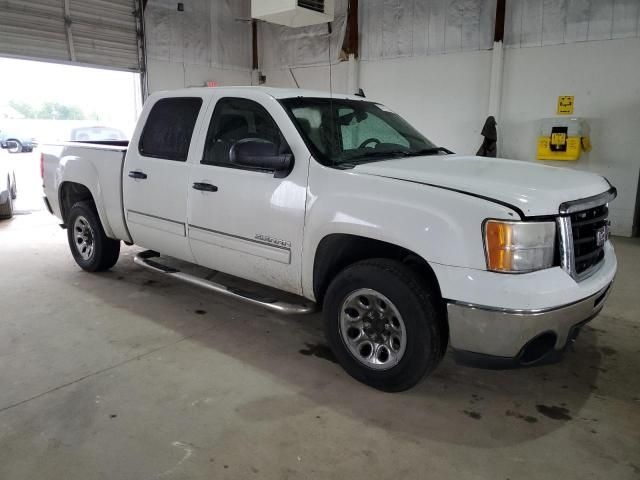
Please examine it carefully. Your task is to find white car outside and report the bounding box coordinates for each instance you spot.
[0,140,17,219]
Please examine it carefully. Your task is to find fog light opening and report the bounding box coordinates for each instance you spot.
[519,332,557,365]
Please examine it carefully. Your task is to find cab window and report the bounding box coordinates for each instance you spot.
[202,97,288,169]
[138,97,203,161]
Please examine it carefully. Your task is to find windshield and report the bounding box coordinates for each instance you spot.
[280,97,444,167]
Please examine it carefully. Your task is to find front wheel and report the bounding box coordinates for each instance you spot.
[323,259,445,392]
[0,177,14,219]
[66,202,120,271]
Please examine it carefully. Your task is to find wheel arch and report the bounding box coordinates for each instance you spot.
[58,181,114,239]
[313,233,450,357]
[312,234,444,306]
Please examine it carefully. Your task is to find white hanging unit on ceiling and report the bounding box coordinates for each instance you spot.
[251,0,334,28]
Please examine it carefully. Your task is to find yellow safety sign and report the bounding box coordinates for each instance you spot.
[557,96,574,115]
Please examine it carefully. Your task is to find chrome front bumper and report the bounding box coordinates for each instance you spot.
[447,281,613,363]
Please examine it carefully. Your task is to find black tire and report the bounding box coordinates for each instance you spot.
[0,177,13,219]
[6,139,22,153]
[323,259,445,392]
[66,201,120,271]
[10,173,17,199]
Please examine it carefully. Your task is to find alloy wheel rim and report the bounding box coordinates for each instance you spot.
[339,288,407,370]
[73,216,95,261]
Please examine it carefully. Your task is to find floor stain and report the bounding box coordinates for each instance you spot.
[505,409,538,423]
[299,343,338,364]
[600,346,617,356]
[587,326,607,334]
[470,393,484,404]
[143,279,157,286]
[536,404,572,421]
[194,309,207,315]
[463,410,482,420]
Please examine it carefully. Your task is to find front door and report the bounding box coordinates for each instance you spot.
[187,94,308,295]
[123,95,207,261]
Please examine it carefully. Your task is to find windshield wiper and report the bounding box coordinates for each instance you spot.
[408,146,454,156]
[337,146,453,168]
[345,150,412,162]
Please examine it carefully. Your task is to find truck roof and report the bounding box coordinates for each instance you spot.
[150,86,369,102]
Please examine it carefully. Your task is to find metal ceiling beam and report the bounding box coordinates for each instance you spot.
[63,0,76,61]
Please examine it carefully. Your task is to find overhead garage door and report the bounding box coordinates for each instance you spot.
[0,0,142,71]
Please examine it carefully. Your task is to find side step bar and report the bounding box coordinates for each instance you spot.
[134,250,316,315]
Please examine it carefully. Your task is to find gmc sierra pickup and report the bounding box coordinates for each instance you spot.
[42,87,617,391]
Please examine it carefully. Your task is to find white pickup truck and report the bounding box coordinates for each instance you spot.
[42,87,617,391]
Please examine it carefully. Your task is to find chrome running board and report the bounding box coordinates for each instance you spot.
[133,250,316,315]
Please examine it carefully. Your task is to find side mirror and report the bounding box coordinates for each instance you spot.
[230,138,293,178]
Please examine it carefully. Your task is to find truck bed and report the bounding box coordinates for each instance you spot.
[42,142,132,243]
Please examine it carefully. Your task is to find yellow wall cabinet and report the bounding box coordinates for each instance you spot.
[536,117,591,161]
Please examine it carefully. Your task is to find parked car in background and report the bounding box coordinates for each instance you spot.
[0,140,18,219]
[0,129,37,153]
[70,126,128,142]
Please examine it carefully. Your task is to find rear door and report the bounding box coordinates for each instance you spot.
[123,95,208,261]
[186,93,309,295]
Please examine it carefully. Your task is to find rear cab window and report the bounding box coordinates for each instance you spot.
[139,97,203,161]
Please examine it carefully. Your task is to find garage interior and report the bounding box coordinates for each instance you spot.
[1,0,640,479]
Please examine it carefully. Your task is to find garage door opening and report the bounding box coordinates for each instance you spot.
[0,57,142,212]
[0,57,142,146]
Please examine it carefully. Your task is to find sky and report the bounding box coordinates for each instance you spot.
[0,57,141,126]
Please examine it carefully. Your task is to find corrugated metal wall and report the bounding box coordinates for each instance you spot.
[359,0,640,61]
[0,0,141,71]
[359,0,497,61]
[506,0,640,47]
[144,0,252,71]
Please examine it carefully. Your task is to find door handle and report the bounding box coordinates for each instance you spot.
[192,182,218,192]
[128,171,148,180]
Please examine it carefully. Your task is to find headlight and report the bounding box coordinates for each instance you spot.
[484,220,556,273]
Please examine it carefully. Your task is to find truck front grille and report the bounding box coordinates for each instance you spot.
[557,188,616,281]
[570,204,608,275]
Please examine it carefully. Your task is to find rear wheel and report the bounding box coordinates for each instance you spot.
[323,259,445,392]
[66,201,120,271]
[0,177,13,219]
[6,139,22,153]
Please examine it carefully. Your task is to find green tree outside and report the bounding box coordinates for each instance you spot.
[8,100,88,120]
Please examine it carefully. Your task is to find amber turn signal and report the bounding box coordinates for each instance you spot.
[485,221,514,272]
[484,220,556,273]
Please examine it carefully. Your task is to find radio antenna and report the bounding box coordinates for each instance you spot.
[327,21,337,166]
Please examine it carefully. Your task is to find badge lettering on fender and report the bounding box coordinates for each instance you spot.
[255,234,291,249]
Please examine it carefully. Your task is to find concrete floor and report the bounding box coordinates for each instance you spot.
[1,154,639,480]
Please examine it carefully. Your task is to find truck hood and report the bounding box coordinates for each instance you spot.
[353,155,611,217]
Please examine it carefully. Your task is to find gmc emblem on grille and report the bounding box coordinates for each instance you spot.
[596,225,610,247]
